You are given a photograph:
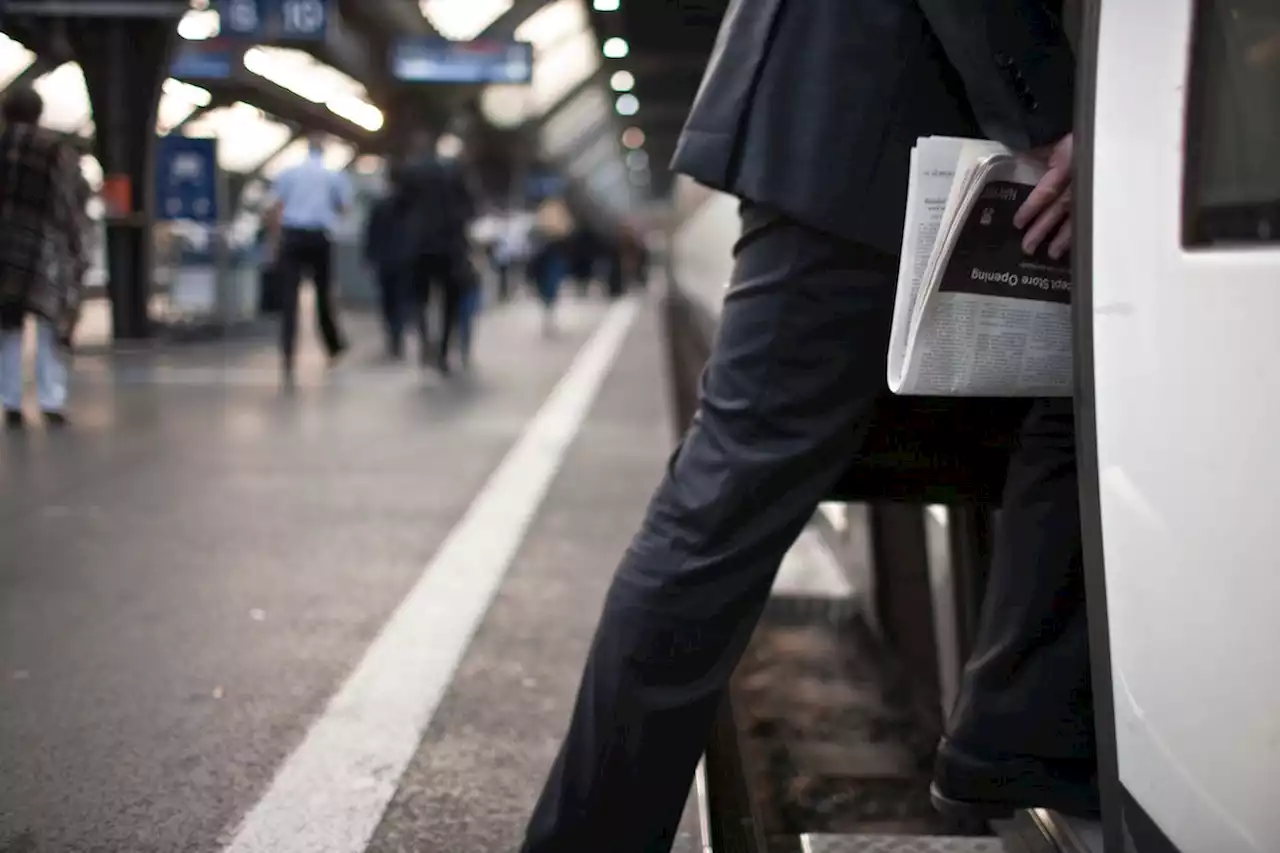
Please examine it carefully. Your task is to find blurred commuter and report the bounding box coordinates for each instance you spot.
[566,227,598,295]
[521,3,1084,851]
[527,197,573,336]
[623,227,651,289]
[395,128,476,374]
[491,213,530,302]
[0,85,88,429]
[603,238,626,299]
[455,257,482,369]
[364,165,408,360]
[266,132,352,383]
[255,223,283,316]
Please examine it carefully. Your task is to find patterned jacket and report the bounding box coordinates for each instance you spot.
[0,122,88,331]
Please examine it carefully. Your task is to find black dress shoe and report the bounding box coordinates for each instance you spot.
[43,411,67,427]
[4,409,23,429]
[930,737,1101,820]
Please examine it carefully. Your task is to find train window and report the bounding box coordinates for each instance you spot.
[1183,0,1280,247]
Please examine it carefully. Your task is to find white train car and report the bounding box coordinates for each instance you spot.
[1078,0,1280,851]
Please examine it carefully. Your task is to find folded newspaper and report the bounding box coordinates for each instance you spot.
[887,136,1072,397]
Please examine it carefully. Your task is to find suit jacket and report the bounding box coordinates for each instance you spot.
[671,0,1075,255]
[362,194,401,271]
[0,122,88,329]
[394,155,476,262]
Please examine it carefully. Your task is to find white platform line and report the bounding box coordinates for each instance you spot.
[220,297,641,853]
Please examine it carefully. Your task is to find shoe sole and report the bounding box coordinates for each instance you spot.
[929,783,1016,821]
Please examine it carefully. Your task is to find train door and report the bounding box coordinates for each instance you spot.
[1077,1,1280,851]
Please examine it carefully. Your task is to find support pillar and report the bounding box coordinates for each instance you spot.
[66,15,176,341]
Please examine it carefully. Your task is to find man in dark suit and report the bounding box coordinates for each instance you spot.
[363,166,409,360]
[394,128,477,374]
[521,2,1085,851]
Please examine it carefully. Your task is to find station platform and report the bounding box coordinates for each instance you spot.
[0,293,706,853]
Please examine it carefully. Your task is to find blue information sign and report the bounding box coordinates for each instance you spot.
[156,136,219,224]
[526,171,566,203]
[391,39,534,84]
[219,0,330,41]
[170,43,238,80]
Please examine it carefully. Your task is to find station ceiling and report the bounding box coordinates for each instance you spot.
[0,0,728,222]
[588,0,727,197]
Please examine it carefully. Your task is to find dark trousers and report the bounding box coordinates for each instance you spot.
[496,262,512,301]
[520,204,1091,853]
[411,252,462,367]
[376,269,405,357]
[278,228,345,367]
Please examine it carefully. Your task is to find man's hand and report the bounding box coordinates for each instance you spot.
[1013,133,1074,260]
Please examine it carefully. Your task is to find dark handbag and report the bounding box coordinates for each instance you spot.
[829,394,1030,506]
[258,263,282,315]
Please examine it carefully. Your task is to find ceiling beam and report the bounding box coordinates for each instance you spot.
[311,14,385,97]
[610,54,709,77]
[0,56,55,99]
[180,66,376,145]
[168,93,232,134]
[625,102,691,126]
[339,0,436,38]
[528,66,606,134]
[479,0,552,41]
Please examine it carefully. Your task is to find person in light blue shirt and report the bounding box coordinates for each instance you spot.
[266,133,354,383]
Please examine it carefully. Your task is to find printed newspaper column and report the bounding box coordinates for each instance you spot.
[887,136,1073,397]
[928,175,1072,393]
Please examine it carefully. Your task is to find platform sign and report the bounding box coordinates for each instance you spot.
[218,0,330,41]
[2,0,187,16]
[526,171,566,203]
[391,39,533,84]
[155,136,219,224]
[170,42,238,79]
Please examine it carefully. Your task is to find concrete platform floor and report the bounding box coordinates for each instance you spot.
[0,293,702,853]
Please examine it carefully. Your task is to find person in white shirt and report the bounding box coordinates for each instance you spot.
[266,133,353,383]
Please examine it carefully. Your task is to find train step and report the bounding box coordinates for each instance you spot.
[1006,811,1104,853]
[800,812,1103,853]
[801,835,1007,852]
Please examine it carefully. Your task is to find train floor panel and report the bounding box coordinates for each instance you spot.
[803,835,1008,852]
[803,810,1105,853]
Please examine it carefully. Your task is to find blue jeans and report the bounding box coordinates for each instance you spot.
[0,315,67,413]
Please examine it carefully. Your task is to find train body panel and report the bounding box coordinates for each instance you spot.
[1091,1,1280,850]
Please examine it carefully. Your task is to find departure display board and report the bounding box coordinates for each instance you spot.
[391,39,533,85]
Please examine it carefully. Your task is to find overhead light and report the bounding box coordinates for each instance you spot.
[602,37,629,59]
[593,0,620,9]
[420,0,514,41]
[615,93,639,115]
[177,9,220,40]
[610,70,634,92]
[621,126,645,148]
[481,84,532,129]
[437,133,464,160]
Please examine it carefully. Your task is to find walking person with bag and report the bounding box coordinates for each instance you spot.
[364,165,410,360]
[395,128,477,375]
[0,85,89,429]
